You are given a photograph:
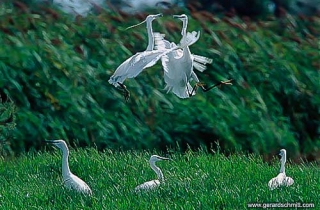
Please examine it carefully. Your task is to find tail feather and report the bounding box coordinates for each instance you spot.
[192,54,213,65]
[192,54,213,72]
[193,62,207,72]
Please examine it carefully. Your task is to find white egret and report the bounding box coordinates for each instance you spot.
[155,14,232,98]
[108,14,200,101]
[46,140,92,195]
[268,149,294,190]
[135,155,170,191]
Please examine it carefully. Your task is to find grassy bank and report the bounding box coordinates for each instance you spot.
[0,148,318,209]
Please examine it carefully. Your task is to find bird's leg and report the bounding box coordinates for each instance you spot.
[199,79,233,92]
[187,82,205,97]
[117,82,130,102]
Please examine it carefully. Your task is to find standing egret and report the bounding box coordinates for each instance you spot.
[46,140,92,195]
[155,14,232,98]
[135,155,170,191]
[108,14,200,101]
[268,149,294,190]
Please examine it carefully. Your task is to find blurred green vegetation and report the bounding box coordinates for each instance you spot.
[0,2,319,160]
[0,94,16,156]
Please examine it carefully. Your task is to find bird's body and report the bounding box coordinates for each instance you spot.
[155,14,212,98]
[109,14,201,100]
[108,13,165,88]
[268,173,294,190]
[135,155,170,192]
[268,149,294,190]
[64,173,92,194]
[135,180,160,191]
[46,140,92,195]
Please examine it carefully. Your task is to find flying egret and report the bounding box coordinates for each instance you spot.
[155,14,232,98]
[108,14,200,101]
[135,155,170,191]
[268,149,294,190]
[46,140,92,195]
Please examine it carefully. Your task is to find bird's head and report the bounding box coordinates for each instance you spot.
[173,14,188,35]
[279,149,286,161]
[45,139,68,151]
[173,14,188,22]
[149,155,170,163]
[146,13,163,22]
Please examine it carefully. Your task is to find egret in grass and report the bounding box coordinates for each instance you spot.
[268,149,294,190]
[155,14,232,98]
[46,140,92,195]
[135,155,170,191]
[108,13,190,101]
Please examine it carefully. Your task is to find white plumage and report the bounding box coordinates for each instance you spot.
[268,149,294,190]
[135,155,170,191]
[108,14,202,100]
[108,13,164,88]
[155,14,213,98]
[46,140,92,195]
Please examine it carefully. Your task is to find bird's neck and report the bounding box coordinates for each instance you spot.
[181,20,187,37]
[150,162,164,182]
[146,21,154,51]
[183,47,191,54]
[180,20,189,49]
[279,157,286,174]
[61,148,72,180]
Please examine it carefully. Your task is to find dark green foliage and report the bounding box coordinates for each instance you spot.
[0,2,319,159]
[186,0,299,17]
[0,94,16,156]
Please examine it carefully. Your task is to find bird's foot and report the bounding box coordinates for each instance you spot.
[187,82,205,97]
[117,82,130,102]
[201,79,234,92]
[219,79,233,86]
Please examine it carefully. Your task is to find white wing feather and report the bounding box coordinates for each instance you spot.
[156,31,201,98]
[108,48,176,87]
[268,172,294,190]
[108,30,201,88]
[191,54,213,72]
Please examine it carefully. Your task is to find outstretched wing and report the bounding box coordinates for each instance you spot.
[108,49,175,87]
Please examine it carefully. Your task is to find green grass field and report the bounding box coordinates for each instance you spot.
[0,148,319,209]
